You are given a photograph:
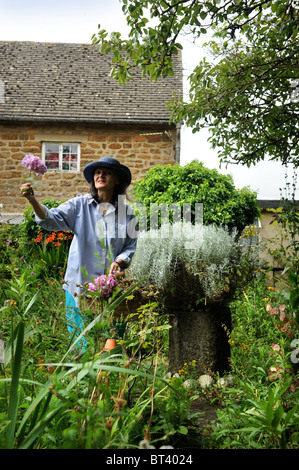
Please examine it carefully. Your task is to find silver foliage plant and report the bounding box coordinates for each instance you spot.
[127,222,254,304]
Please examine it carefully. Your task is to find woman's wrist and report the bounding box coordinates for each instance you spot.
[115,259,125,269]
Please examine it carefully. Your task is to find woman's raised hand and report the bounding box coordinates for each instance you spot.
[20,182,35,199]
[19,182,46,219]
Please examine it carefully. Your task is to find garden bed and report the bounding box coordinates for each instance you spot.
[0,201,298,449]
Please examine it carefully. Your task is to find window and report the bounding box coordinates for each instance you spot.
[42,142,80,171]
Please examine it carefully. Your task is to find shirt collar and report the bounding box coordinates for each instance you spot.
[86,194,117,216]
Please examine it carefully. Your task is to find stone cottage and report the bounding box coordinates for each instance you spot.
[0,41,182,215]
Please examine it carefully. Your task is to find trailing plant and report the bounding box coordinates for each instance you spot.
[127,222,257,308]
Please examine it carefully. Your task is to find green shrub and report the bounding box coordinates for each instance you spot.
[132,160,260,234]
[21,198,67,241]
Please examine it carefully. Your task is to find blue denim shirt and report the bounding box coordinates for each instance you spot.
[35,194,137,302]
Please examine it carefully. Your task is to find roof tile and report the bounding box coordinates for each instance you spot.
[0,41,182,123]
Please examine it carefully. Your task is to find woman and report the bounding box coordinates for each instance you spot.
[20,156,137,345]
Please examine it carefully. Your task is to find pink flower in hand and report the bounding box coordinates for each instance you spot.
[22,154,47,176]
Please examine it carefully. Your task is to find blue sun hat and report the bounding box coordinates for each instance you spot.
[83,157,132,187]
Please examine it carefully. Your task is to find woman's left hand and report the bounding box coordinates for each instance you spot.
[109,260,124,276]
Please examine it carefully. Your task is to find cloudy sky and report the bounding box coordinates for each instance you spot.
[0,0,296,200]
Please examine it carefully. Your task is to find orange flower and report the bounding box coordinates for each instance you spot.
[34,231,43,243]
[44,232,56,244]
[37,357,44,370]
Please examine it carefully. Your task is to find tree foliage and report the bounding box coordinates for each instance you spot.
[92,0,299,167]
[170,14,299,167]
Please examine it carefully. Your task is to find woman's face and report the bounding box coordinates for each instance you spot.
[94,167,119,192]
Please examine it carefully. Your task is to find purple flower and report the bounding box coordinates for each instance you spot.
[22,154,47,176]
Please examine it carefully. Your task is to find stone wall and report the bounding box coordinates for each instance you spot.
[0,120,179,213]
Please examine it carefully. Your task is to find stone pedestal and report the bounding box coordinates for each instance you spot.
[168,304,231,376]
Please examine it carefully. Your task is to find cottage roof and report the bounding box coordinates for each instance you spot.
[0,41,182,124]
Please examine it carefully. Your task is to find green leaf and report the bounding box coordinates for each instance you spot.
[272,405,284,430]
[19,406,65,449]
[284,406,298,428]
[6,321,25,448]
[178,425,188,435]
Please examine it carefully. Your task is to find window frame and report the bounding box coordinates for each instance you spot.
[42,142,81,172]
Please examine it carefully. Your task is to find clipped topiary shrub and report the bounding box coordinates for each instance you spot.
[132,160,260,234]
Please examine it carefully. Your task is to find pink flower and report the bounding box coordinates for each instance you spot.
[22,154,47,176]
[269,307,279,316]
[87,275,118,298]
[279,311,286,322]
[88,282,97,292]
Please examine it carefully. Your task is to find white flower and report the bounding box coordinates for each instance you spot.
[183,379,195,388]
[139,440,174,449]
[139,439,155,449]
[216,375,234,387]
[225,374,234,386]
[198,374,213,388]
[217,377,226,387]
